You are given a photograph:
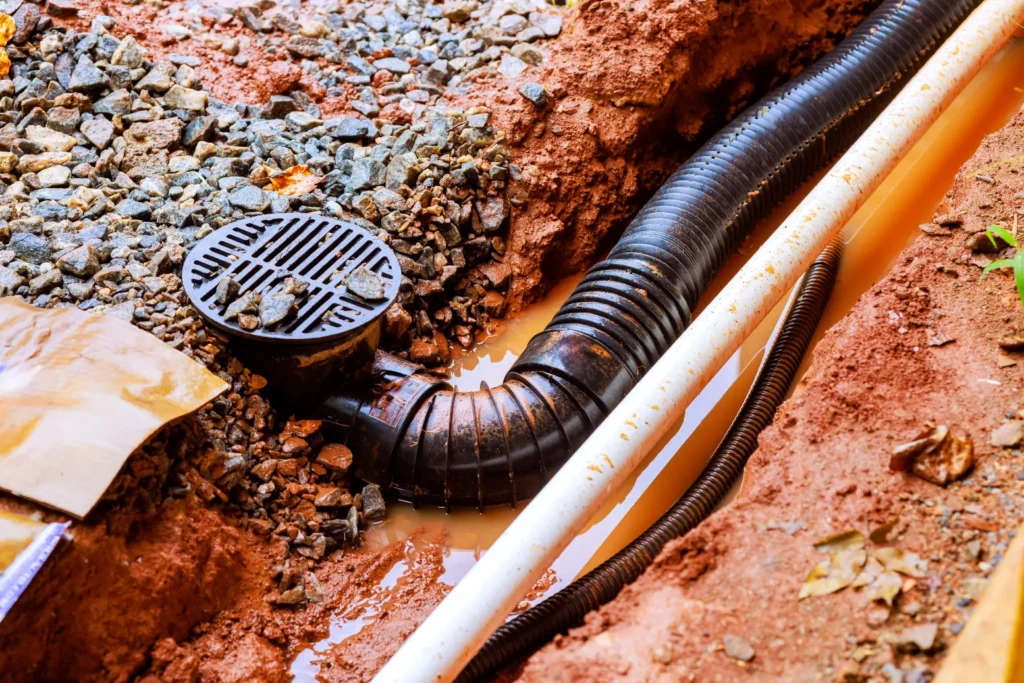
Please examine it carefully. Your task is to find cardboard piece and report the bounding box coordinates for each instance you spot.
[0,297,228,517]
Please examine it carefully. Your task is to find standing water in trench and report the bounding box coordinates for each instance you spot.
[289,37,1024,683]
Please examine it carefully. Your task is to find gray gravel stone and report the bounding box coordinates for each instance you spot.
[346,265,386,300]
[93,89,131,115]
[259,290,296,327]
[349,157,386,191]
[373,57,411,74]
[361,484,386,520]
[80,117,114,150]
[228,185,271,212]
[58,245,99,277]
[68,55,107,92]
[723,635,755,662]
[518,82,549,107]
[28,268,62,295]
[136,62,176,93]
[9,232,51,264]
[0,266,25,295]
[215,277,240,305]
[111,35,146,68]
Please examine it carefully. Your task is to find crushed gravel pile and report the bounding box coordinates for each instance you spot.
[0,0,559,605]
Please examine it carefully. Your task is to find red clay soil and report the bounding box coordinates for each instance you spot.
[55,1,323,105]
[510,109,1024,682]
[475,0,876,308]
[0,480,452,683]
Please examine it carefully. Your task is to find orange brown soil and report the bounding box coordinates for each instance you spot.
[54,1,323,106]
[473,0,875,308]
[0,485,452,682]
[510,108,1024,682]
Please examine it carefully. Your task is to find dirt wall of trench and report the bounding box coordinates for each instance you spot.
[481,0,877,308]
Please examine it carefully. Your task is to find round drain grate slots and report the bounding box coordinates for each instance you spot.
[183,213,401,344]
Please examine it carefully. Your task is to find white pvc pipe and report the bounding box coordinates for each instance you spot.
[374,2,1024,680]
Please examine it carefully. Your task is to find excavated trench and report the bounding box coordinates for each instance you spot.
[286,37,1024,683]
[290,36,1024,682]
[0,1,880,679]
[3,0,1023,681]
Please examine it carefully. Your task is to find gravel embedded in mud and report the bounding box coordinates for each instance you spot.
[512,108,1024,682]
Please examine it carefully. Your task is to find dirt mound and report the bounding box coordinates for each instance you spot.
[513,107,1024,682]
[0,496,254,681]
[479,0,874,308]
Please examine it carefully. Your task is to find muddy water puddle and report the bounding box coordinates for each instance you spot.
[288,40,1024,681]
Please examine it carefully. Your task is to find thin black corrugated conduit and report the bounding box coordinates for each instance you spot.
[322,0,981,508]
[455,239,842,682]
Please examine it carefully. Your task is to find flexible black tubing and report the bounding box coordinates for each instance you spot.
[320,0,982,509]
[456,239,842,681]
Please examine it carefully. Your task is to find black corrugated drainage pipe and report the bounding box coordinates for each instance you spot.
[456,239,842,681]
[320,0,983,509]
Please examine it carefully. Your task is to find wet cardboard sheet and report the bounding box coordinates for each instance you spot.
[0,297,228,518]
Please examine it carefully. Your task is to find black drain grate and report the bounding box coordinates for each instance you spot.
[182,213,400,344]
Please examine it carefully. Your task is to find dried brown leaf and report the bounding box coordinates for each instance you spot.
[874,547,927,578]
[269,165,322,197]
[852,555,884,588]
[890,425,974,486]
[799,548,867,599]
[813,529,866,553]
[869,518,898,544]
[864,569,902,606]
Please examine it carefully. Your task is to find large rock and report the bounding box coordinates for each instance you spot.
[80,117,114,150]
[9,232,51,265]
[68,55,107,92]
[124,119,184,152]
